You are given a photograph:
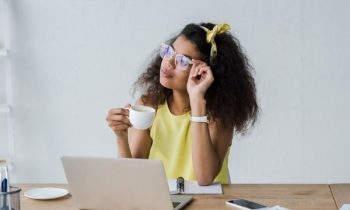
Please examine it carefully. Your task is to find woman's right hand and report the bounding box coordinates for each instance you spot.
[106,104,132,140]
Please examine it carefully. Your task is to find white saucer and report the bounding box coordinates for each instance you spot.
[24,187,69,200]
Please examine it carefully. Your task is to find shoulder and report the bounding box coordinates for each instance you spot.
[135,97,158,111]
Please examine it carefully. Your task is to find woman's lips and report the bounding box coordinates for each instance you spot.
[161,68,173,78]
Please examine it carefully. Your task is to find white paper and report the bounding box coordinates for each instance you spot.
[168,179,222,194]
[340,204,350,210]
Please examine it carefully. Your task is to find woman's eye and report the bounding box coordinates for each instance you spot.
[166,50,172,56]
[168,48,174,55]
[181,57,190,65]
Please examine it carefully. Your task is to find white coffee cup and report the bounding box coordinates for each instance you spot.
[128,105,156,130]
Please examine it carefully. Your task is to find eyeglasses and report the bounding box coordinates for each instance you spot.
[159,43,193,71]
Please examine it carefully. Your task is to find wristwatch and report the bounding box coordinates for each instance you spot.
[190,115,209,123]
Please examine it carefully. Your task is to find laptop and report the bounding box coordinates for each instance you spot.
[61,156,193,210]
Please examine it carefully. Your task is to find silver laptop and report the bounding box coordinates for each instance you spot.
[61,156,192,210]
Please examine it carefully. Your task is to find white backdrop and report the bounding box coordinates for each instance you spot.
[0,0,349,183]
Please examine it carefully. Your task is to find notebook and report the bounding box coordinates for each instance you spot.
[61,156,192,210]
[168,179,223,194]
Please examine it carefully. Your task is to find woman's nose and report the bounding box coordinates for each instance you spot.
[165,55,176,69]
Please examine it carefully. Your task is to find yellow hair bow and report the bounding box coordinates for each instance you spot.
[201,23,231,64]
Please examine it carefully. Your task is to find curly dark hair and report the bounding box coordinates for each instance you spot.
[133,22,259,133]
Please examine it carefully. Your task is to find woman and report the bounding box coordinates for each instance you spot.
[106,22,258,185]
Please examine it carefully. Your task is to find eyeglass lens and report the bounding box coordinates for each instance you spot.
[160,44,192,70]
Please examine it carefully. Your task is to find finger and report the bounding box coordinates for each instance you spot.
[189,65,197,78]
[191,59,206,65]
[190,60,200,76]
[114,115,131,126]
[116,124,131,130]
[108,108,129,116]
[111,124,130,131]
[197,65,209,76]
[106,113,127,123]
[109,125,131,131]
[108,114,131,125]
[192,63,204,78]
[191,64,206,79]
[109,121,130,127]
[193,68,199,77]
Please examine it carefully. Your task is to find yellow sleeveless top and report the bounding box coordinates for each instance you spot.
[149,101,230,183]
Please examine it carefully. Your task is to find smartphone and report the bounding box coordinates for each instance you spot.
[226,199,266,209]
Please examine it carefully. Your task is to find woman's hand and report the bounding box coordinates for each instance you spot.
[106,104,132,140]
[187,59,214,100]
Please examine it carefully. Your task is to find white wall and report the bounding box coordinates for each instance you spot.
[0,0,349,183]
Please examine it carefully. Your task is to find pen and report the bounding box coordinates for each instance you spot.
[176,177,184,193]
[1,162,9,193]
[1,178,7,192]
[1,161,11,210]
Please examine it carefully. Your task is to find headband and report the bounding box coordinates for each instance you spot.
[200,23,231,64]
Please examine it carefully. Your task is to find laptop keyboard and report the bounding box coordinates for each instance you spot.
[172,202,181,208]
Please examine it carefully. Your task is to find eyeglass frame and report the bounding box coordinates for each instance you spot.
[159,43,193,71]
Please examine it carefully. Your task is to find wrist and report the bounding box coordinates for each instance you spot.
[116,136,128,144]
[190,115,209,123]
[189,94,205,103]
[190,97,206,116]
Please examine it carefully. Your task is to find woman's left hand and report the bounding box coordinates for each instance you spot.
[187,59,214,99]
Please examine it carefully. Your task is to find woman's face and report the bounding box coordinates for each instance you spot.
[160,35,202,92]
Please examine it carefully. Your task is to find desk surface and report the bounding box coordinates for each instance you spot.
[330,184,350,209]
[16,183,349,210]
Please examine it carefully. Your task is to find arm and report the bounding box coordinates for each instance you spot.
[107,99,153,159]
[107,106,132,158]
[187,59,233,185]
[190,97,232,186]
[128,99,154,158]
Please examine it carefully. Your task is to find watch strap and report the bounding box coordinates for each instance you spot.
[190,115,209,123]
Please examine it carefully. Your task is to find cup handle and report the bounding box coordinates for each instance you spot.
[124,107,132,127]
[124,104,132,110]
